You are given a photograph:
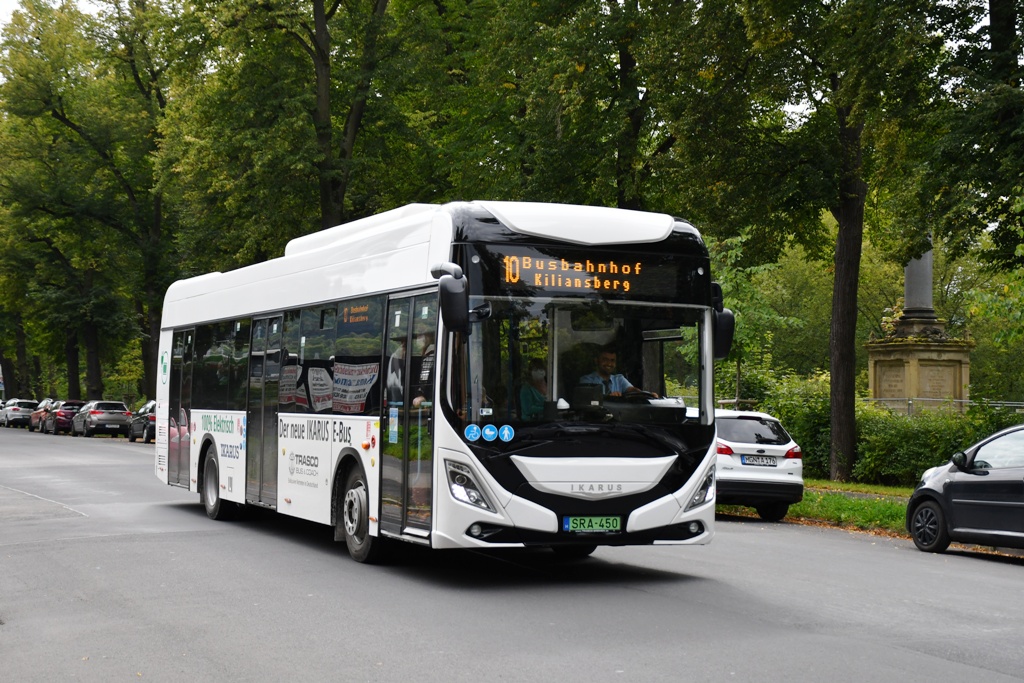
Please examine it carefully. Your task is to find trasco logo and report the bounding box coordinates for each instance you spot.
[287,452,319,477]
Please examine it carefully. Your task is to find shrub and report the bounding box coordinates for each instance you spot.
[749,370,1024,486]
[853,404,1022,486]
[759,372,832,479]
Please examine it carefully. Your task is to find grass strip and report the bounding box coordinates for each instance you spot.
[718,482,911,536]
[788,490,907,535]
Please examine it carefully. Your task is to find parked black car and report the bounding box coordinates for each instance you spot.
[128,400,156,443]
[907,424,1024,553]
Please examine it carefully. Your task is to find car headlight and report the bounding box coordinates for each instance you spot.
[446,460,494,512]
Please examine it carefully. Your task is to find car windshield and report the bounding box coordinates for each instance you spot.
[16,401,36,409]
[717,416,790,445]
[96,402,128,411]
[447,294,706,429]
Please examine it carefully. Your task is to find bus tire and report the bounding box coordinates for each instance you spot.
[201,454,233,521]
[552,544,597,560]
[340,466,382,564]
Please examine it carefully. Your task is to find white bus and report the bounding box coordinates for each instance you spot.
[155,201,734,562]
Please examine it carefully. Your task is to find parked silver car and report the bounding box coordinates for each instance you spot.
[70,400,132,437]
[2,398,38,428]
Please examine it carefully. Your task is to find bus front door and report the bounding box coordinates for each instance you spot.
[246,316,282,507]
[168,329,194,488]
[380,293,437,539]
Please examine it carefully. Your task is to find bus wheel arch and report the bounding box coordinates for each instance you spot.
[200,440,234,521]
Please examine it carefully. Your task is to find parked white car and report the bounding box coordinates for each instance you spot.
[715,409,803,521]
[1,398,38,428]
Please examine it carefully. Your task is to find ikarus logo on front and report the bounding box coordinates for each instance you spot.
[160,351,170,384]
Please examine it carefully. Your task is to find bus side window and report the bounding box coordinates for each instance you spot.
[334,295,386,416]
[301,305,337,414]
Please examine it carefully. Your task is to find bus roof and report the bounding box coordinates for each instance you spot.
[161,201,703,329]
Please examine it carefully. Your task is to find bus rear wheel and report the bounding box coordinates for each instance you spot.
[201,455,234,521]
[340,467,382,564]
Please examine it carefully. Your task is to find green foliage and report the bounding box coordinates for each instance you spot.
[759,371,832,479]
[853,404,1023,486]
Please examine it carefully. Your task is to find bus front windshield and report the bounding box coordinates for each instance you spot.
[448,295,706,430]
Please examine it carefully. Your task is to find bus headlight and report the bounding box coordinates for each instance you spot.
[446,461,494,512]
[685,468,715,511]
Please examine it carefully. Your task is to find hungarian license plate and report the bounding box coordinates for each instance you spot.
[563,516,621,533]
[106,424,120,429]
[741,455,776,467]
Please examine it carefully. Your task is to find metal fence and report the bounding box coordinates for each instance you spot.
[863,397,1024,415]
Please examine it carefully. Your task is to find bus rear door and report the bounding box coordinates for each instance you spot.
[168,329,193,488]
[246,315,282,507]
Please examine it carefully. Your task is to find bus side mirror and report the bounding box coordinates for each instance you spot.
[439,273,469,334]
[711,281,725,313]
[714,308,735,360]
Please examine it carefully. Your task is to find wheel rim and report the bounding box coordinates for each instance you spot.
[343,480,367,542]
[913,506,939,546]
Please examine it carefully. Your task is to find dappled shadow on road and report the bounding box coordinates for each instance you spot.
[161,499,708,588]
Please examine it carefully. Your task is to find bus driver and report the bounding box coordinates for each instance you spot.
[579,346,657,398]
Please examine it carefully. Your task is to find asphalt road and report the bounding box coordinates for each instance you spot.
[2,426,1023,682]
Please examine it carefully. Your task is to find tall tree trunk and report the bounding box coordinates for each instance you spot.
[15,320,32,399]
[65,329,81,400]
[613,1,645,211]
[32,356,42,399]
[989,0,1019,86]
[828,102,867,482]
[82,320,104,399]
[337,0,390,220]
[0,354,16,399]
[312,0,341,229]
[140,191,162,400]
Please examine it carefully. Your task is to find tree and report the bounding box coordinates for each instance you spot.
[0,0,180,399]
[925,0,1024,269]
[667,0,943,479]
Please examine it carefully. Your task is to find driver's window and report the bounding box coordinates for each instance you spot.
[973,430,1024,470]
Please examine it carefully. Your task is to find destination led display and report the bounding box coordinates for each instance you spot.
[475,245,704,302]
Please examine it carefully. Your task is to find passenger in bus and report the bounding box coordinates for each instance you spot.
[386,336,405,405]
[579,346,657,397]
[412,332,435,408]
[520,358,547,420]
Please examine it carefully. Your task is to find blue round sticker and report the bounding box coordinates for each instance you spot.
[498,425,515,442]
[481,424,498,441]
[464,424,481,442]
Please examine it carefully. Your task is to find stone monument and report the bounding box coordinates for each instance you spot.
[866,249,973,413]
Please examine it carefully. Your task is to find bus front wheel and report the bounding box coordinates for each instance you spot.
[340,467,382,564]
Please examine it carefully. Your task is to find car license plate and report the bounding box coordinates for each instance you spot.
[106,424,120,429]
[562,516,621,533]
[741,455,776,467]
